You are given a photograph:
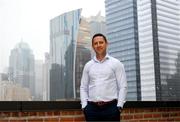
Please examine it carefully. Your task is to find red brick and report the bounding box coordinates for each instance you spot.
[153,113,161,118]
[74,111,83,115]
[46,112,53,116]
[44,118,59,122]
[29,112,38,116]
[0,120,9,122]
[129,108,135,113]
[168,108,179,112]
[139,120,148,122]
[122,115,133,120]
[11,112,19,117]
[1,112,11,117]
[60,111,68,115]
[67,111,75,115]
[21,112,29,116]
[158,108,169,112]
[161,113,169,118]
[9,120,26,122]
[152,108,158,112]
[135,108,144,113]
[169,112,178,117]
[74,117,85,122]
[60,117,74,122]
[157,118,169,122]
[148,120,158,122]
[123,108,130,113]
[143,108,153,112]
[61,111,74,115]
[128,120,139,122]
[28,118,43,122]
[167,118,174,121]
[174,118,180,121]
[134,114,143,119]
[144,113,153,118]
[38,112,46,116]
[53,111,60,116]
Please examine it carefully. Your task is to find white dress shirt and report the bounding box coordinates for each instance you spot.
[80,54,127,109]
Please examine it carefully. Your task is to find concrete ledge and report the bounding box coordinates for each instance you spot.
[0,101,180,112]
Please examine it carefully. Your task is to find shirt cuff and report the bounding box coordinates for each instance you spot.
[81,102,87,109]
[117,101,125,108]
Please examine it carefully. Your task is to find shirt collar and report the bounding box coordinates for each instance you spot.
[93,54,110,63]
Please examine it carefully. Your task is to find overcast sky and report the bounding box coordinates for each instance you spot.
[0,0,105,72]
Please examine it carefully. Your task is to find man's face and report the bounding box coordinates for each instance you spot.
[92,36,108,55]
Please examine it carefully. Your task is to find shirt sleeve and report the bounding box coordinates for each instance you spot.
[115,62,127,108]
[80,64,89,109]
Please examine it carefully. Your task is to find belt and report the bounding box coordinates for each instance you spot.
[88,99,117,106]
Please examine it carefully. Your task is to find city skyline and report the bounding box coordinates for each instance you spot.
[0,0,180,101]
[0,8,106,101]
[0,0,105,72]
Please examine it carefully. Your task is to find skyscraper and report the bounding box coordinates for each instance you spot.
[87,12,107,37]
[43,52,50,101]
[137,0,180,100]
[34,60,43,100]
[9,41,35,98]
[105,0,180,101]
[49,9,91,100]
[75,17,91,98]
[105,0,141,101]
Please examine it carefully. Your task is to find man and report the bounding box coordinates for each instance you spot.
[80,33,127,121]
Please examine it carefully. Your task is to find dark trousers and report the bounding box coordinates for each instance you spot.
[83,100,120,122]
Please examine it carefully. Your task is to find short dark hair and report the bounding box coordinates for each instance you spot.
[92,33,107,44]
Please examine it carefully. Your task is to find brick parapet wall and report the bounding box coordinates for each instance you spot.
[0,110,85,122]
[121,107,180,122]
[0,107,180,122]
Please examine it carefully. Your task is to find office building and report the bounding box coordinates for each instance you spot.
[75,17,91,98]
[34,60,43,100]
[137,0,180,100]
[9,42,35,98]
[49,9,91,100]
[43,52,50,101]
[105,0,141,100]
[87,12,106,37]
[105,0,180,101]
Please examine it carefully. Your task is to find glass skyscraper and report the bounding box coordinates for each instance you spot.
[9,42,35,98]
[105,0,141,101]
[137,0,180,100]
[105,0,180,101]
[49,9,91,100]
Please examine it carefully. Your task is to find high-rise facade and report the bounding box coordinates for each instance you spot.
[9,42,35,98]
[105,0,180,101]
[75,17,91,98]
[43,52,50,101]
[87,12,107,37]
[105,0,141,101]
[137,0,180,100]
[49,9,91,100]
[34,60,43,100]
